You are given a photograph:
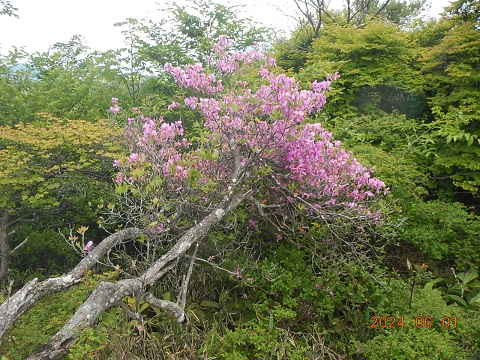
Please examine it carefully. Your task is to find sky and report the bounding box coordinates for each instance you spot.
[0,0,453,56]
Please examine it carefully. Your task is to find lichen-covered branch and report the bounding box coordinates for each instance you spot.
[0,227,144,342]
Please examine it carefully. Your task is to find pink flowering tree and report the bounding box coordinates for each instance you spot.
[0,36,387,358]
[106,35,387,274]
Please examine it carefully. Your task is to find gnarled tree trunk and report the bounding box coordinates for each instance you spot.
[1,190,245,359]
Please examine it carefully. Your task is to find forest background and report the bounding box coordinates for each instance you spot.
[0,0,479,359]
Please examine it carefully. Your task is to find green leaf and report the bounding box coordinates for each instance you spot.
[469,294,480,306]
[131,167,145,179]
[139,302,150,313]
[200,300,220,308]
[457,271,478,284]
[115,184,128,194]
[271,109,282,119]
[424,278,445,291]
[442,294,467,308]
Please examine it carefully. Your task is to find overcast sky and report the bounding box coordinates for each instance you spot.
[0,0,453,55]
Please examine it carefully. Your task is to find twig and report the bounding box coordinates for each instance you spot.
[178,244,198,311]
[144,293,187,324]
[11,235,30,254]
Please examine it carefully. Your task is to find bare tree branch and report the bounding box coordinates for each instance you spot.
[178,243,198,311]
[11,235,29,254]
[0,227,144,341]
[23,187,248,359]
[145,293,187,323]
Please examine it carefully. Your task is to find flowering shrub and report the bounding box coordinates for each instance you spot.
[108,36,388,269]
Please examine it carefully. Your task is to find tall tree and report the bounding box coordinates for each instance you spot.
[289,0,428,38]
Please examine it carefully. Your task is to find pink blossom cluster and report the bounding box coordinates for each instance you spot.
[109,97,120,114]
[280,123,386,207]
[164,62,223,94]
[115,36,387,221]
[114,110,190,184]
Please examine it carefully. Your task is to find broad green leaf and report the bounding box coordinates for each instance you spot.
[424,278,444,291]
[442,294,467,308]
[200,300,220,308]
[115,184,128,194]
[457,270,478,284]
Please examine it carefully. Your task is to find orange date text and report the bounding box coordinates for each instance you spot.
[370,315,457,329]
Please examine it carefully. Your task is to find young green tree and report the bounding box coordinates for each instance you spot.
[0,36,113,125]
[26,35,113,121]
[139,0,272,67]
[300,20,424,118]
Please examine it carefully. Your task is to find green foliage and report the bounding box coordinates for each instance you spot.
[138,0,272,67]
[0,115,120,208]
[214,320,311,360]
[10,228,79,280]
[0,272,113,359]
[419,108,480,196]
[420,2,480,119]
[273,25,315,74]
[357,287,479,359]
[399,200,480,266]
[300,21,424,118]
[66,327,109,360]
[426,269,480,310]
[414,3,480,199]
[0,36,112,124]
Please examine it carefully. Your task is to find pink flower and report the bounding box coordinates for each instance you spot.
[111,97,118,104]
[84,241,93,252]
[168,101,180,110]
[115,172,124,183]
[109,105,120,114]
[127,153,139,164]
[259,67,269,78]
[230,265,242,279]
[184,97,198,109]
